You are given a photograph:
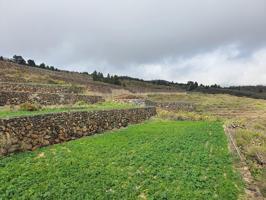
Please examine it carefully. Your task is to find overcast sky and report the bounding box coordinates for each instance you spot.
[0,0,266,86]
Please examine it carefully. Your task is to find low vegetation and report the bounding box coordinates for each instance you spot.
[0,120,243,199]
[147,92,266,196]
[19,102,42,111]
[156,109,218,121]
[0,57,265,198]
[0,101,137,119]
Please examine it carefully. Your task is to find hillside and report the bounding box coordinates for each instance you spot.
[0,58,266,199]
[2,60,266,100]
[0,60,123,93]
[195,86,266,100]
[0,60,182,94]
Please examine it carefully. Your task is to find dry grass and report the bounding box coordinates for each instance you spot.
[156,109,218,121]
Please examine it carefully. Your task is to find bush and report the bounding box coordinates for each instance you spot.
[39,63,46,69]
[19,102,42,111]
[74,101,89,106]
[13,55,26,65]
[27,59,36,67]
[69,84,83,94]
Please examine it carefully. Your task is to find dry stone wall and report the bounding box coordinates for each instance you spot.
[0,107,156,156]
[0,91,103,106]
[0,82,85,94]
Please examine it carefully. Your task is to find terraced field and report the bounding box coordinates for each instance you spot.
[0,120,243,199]
[0,101,137,119]
[147,92,266,197]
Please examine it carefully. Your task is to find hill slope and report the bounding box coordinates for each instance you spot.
[0,60,183,94]
[1,60,265,99]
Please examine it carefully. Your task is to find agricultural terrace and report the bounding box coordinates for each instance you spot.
[0,120,242,199]
[147,92,266,196]
[0,101,138,119]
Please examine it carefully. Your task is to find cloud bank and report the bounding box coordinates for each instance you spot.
[0,0,265,85]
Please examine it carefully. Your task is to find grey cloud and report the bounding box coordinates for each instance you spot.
[0,0,266,85]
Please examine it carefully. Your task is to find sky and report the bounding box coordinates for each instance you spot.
[0,0,266,86]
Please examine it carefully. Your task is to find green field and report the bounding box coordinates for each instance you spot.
[0,120,242,199]
[0,101,137,119]
[147,92,266,195]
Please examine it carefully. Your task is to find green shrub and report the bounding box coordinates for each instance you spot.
[69,84,83,94]
[19,102,42,111]
[74,101,89,106]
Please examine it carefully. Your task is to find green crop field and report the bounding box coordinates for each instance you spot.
[0,120,242,199]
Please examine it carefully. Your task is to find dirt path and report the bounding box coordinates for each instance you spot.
[224,126,265,200]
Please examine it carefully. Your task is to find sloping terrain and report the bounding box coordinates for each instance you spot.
[120,79,184,93]
[0,60,181,94]
[0,121,242,200]
[1,59,265,199]
[0,60,124,94]
[195,87,266,100]
[147,92,266,197]
[1,60,265,99]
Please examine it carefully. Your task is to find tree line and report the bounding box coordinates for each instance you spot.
[91,71,121,85]
[1,55,222,89]
[11,55,60,71]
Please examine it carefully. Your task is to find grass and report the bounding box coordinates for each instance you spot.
[146,92,266,196]
[0,120,243,199]
[0,101,138,119]
[156,109,219,122]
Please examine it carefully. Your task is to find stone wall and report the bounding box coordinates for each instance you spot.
[0,82,85,94]
[0,107,156,156]
[0,91,103,106]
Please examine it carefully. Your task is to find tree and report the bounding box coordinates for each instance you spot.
[27,59,36,67]
[39,63,46,69]
[113,75,121,85]
[186,81,198,91]
[91,70,121,85]
[97,72,104,80]
[0,56,3,61]
[13,55,26,65]
[92,71,98,81]
[210,84,221,88]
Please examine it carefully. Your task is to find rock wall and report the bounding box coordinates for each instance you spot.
[0,82,85,94]
[0,107,156,156]
[0,91,103,106]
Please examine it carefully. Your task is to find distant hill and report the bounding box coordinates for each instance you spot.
[0,60,182,94]
[0,59,265,99]
[195,86,266,100]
